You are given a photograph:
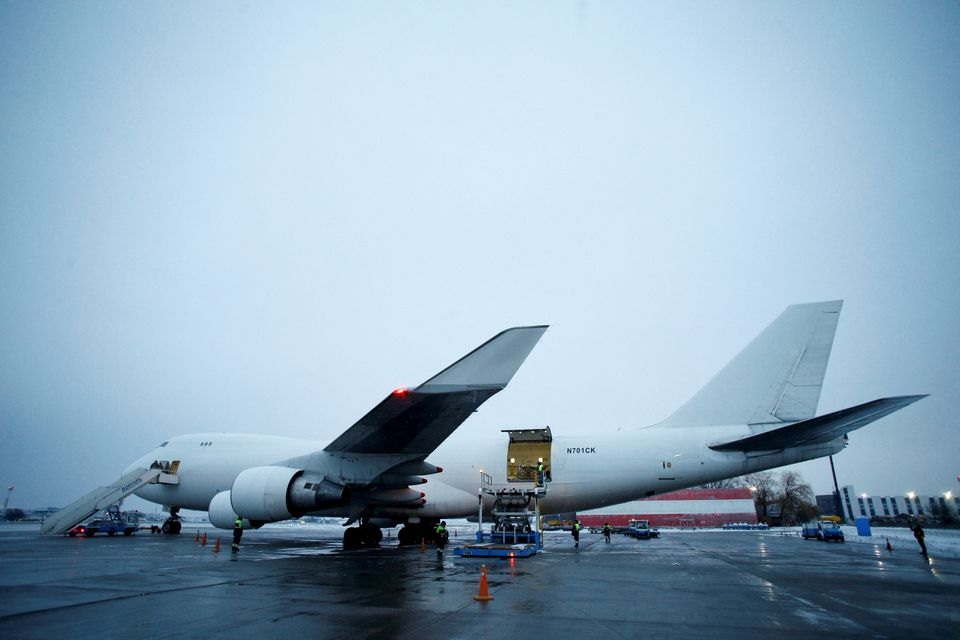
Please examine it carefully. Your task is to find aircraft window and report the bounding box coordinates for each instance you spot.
[159,442,168,447]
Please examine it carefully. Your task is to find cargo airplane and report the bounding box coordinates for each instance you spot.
[120,300,923,546]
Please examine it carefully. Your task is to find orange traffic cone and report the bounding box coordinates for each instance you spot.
[420,538,426,553]
[473,564,494,601]
[886,537,893,553]
[194,530,200,542]
[213,537,221,553]
[202,532,207,546]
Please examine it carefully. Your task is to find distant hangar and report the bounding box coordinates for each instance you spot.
[577,488,758,528]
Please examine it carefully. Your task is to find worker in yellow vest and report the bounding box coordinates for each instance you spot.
[232,517,243,552]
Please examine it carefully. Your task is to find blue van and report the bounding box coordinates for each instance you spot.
[801,520,845,542]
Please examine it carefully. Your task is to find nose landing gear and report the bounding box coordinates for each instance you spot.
[161,506,182,534]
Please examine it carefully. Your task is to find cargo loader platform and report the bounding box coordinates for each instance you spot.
[454,542,539,558]
[455,482,543,559]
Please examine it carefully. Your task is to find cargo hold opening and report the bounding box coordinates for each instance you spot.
[503,427,552,483]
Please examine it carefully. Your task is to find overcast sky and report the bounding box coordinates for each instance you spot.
[2,2,958,510]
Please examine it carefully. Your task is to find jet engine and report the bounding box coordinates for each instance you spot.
[208,490,251,530]
[212,466,349,528]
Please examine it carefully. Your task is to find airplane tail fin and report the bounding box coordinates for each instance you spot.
[659,301,843,428]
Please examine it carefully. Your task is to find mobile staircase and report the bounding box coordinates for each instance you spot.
[40,462,179,535]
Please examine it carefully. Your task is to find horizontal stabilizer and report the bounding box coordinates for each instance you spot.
[709,395,927,452]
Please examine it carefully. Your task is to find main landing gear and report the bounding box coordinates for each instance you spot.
[397,520,439,546]
[343,520,383,549]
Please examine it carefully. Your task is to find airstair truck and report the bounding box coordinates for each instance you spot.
[68,505,140,537]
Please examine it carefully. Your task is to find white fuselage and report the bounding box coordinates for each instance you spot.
[129,424,844,521]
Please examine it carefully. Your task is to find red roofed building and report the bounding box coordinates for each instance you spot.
[577,487,758,528]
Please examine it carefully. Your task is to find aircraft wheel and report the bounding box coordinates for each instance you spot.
[360,523,383,547]
[161,520,182,535]
[398,526,416,545]
[343,527,363,549]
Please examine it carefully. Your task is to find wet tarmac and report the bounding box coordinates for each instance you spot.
[1,523,958,639]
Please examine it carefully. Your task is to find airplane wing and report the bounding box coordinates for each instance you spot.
[709,395,927,452]
[220,326,548,528]
[323,325,548,456]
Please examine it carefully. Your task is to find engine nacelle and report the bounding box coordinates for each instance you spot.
[208,491,255,530]
[229,466,349,525]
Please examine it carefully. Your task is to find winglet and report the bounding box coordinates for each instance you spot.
[418,325,549,390]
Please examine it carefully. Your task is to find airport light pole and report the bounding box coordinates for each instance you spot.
[828,456,843,521]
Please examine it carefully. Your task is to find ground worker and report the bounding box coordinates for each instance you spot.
[232,516,243,552]
[603,522,612,543]
[571,519,581,548]
[536,460,545,486]
[435,520,449,557]
[911,522,927,556]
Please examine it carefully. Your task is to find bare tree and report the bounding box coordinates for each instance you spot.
[696,476,748,489]
[744,472,777,522]
[778,471,817,524]
[4,508,25,522]
[698,471,818,524]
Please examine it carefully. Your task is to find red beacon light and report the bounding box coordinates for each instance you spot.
[392,387,408,397]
